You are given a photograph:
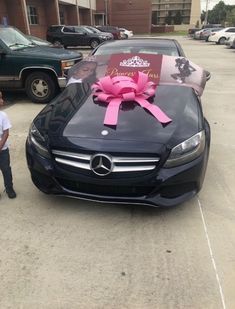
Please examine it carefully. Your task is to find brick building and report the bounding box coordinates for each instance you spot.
[0,0,200,37]
[0,0,96,39]
[96,0,201,33]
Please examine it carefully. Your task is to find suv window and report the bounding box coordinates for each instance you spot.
[63,26,75,33]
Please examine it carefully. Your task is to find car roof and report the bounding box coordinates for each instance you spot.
[92,38,185,57]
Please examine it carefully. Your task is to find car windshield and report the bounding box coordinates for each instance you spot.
[94,43,179,56]
[0,27,33,50]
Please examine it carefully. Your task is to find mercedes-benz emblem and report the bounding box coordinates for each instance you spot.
[90,154,113,176]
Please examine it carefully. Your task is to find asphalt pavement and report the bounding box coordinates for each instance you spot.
[0,37,235,309]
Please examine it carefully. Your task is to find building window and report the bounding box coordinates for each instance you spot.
[152,11,158,25]
[27,6,38,25]
[60,11,65,25]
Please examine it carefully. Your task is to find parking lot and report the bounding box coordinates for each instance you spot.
[0,37,235,309]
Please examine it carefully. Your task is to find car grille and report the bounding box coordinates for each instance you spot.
[52,149,160,175]
[57,178,155,197]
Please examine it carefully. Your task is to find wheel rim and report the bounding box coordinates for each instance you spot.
[220,37,225,44]
[31,79,49,98]
[91,40,99,48]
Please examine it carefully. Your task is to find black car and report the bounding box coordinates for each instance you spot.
[92,38,186,57]
[26,50,210,207]
[47,25,112,49]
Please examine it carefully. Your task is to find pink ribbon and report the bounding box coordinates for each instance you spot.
[92,72,172,126]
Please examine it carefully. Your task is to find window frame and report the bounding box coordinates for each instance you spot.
[27,5,39,25]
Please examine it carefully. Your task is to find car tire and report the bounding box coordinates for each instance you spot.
[25,72,58,104]
[124,34,128,39]
[218,37,226,45]
[90,39,100,49]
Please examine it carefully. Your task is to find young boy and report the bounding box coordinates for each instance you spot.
[0,91,16,198]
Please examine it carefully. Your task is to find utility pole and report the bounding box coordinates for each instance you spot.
[104,0,108,25]
[204,0,209,25]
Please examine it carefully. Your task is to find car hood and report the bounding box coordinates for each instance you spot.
[35,84,203,153]
[15,45,82,59]
[34,54,206,153]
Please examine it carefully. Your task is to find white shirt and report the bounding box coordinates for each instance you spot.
[0,111,11,150]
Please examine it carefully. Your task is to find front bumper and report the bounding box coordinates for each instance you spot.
[26,138,210,208]
[57,77,67,88]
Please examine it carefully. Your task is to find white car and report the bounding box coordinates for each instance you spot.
[119,28,134,39]
[225,33,235,48]
[208,27,235,44]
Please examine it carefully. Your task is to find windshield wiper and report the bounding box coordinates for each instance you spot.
[8,43,30,49]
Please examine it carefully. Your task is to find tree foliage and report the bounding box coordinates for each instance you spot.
[201,1,235,25]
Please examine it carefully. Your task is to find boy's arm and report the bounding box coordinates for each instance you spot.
[0,129,9,151]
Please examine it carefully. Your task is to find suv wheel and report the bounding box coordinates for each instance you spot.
[25,72,58,103]
[90,39,100,49]
[218,37,226,44]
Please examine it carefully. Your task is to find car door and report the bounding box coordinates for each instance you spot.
[73,27,89,46]
[61,26,76,47]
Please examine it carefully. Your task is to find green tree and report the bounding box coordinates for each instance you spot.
[207,1,227,24]
[226,7,235,26]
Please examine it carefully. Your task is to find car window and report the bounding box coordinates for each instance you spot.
[226,28,235,32]
[74,27,86,34]
[82,27,94,34]
[63,27,75,33]
[139,48,179,56]
[94,45,179,56]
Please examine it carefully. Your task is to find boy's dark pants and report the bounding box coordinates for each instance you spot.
[0,148,13,191]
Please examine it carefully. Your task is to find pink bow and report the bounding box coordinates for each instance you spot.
[92,72,172,126]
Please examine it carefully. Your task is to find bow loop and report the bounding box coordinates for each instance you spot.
[92,72,172,126]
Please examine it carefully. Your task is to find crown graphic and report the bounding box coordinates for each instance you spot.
[120,56,150,68]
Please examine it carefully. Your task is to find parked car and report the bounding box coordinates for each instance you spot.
[95,25,122,40]
[119,28,133,39]
[47,25,112,49]
[0,26,82,103]
[25,41,210,207]
[225,33,235,48]
[188,28,200,37]
[201,28,224,41]
[92,38,186,57]
[82,26,114,40]
[208,27,235,44]
[193,29,208,40]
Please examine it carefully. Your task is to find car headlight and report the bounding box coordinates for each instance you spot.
[164,131,206,168]
[61,60,75,71]
[29,123,50,158]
